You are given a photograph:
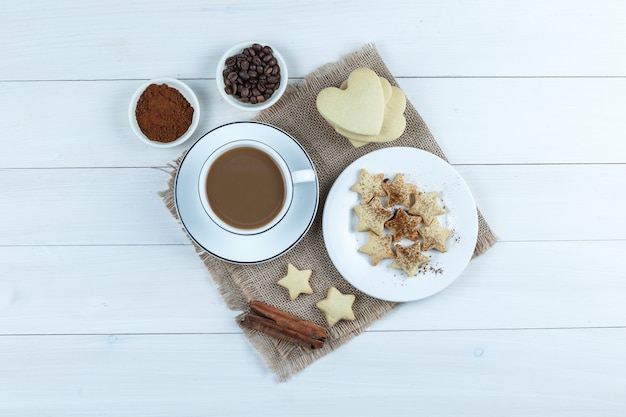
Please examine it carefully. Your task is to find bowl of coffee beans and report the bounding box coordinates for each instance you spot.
[216,41,288,111]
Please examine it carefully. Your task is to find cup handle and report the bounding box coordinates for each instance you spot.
[291,169,315,184]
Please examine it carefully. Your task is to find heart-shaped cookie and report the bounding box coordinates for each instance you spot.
[334,86,407,147]
[344,116,406,148]
[316,68,385,136]
[341,76,392,104]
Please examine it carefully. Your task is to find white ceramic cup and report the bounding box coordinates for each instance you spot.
[198,140,315,235]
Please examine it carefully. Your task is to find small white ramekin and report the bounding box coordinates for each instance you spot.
[216,41,288,111]
[129,77,200,148]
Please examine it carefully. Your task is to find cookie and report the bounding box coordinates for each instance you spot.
[384,209,422,242]
[316,68,385,136]
[277,263,314,301]
[320,69,407,148]
[340,116,407,148]
[418,218,453,252]
[354,196,393,236]
[315,287,356,327]
[382,173,418,207]
[333,86,407,145]
[408,191,446,225]
[358,231,396,266]
[341,75,393,103]
[390,242,430,277]
[350,168,386,203]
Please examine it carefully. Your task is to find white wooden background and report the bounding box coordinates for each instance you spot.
[2,1,626,416]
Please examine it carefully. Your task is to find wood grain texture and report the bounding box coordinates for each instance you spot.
[0,331,625,416]
[0,165,624,245]
[1,78,625,168]
[2,1,626,79]
[1,0,625,415]
[1,242,625,334]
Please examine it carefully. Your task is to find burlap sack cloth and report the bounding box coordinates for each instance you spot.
[161,44,497,381]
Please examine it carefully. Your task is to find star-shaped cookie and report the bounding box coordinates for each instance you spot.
[418,218,453,252]
[358,231,396,265]
[316,287,356,327]
[384,209,422,242]
[354,196,393,236]
[277,263,313,300]
[390,242,430,277]
[408,191,446,225]
[350,168,386,203]
[382,173,418,207]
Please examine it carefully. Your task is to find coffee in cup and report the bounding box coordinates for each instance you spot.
[198,140,315,234]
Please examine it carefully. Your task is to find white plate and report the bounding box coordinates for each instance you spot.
[175,122,319,264]
[322,147,478,302]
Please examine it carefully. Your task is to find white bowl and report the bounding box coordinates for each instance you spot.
[129,77,200,148]
[216,41,288,111]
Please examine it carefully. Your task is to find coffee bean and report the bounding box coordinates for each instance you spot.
[222,43,282,105]
[227,71,238,82]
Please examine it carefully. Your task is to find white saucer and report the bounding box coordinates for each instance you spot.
[175,122,319,264]
[322,147,478,302]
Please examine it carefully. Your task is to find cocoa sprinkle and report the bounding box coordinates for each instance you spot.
[135,83,194,143]
[417,264,444,275]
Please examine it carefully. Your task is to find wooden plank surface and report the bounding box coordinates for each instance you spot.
[1,331,625,417]
[1,164,624,245]
[1,1,625,416]
[2,1,626,79]
[1,78,625,168]
[1,241,625,335]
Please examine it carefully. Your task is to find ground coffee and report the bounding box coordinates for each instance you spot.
[135,83,194,143]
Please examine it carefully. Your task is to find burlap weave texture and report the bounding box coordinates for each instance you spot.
[161,44,497,381]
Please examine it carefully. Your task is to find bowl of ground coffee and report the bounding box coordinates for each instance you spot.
[216,41,288,111]
[129,78,200,148]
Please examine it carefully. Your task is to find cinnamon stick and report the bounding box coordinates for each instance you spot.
[240,300,327,349]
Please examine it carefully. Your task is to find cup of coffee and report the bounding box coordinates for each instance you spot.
[198,140,315,235]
